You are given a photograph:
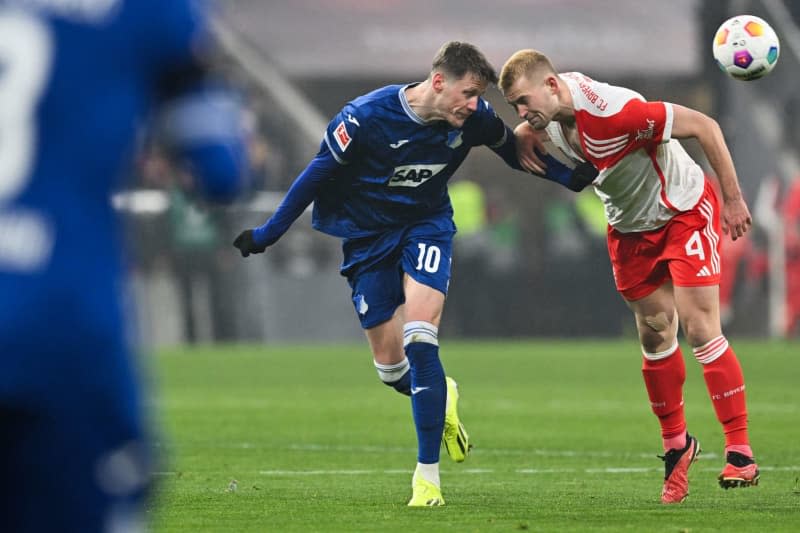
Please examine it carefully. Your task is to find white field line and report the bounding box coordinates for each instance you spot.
[154,441,723,461]
[246,465,799,476]
[284,443,721,461]
[152,464,798,477]
[150,443,800,477]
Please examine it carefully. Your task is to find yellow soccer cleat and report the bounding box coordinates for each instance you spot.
[442,377,471,462]
[407,474,445,507]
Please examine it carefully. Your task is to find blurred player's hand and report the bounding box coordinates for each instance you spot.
[513,121,548,174]
[233,229,267,257]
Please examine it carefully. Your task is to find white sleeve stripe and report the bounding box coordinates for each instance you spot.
[585,143,627,159]
[323,133,348,165]
[584,136,628,152]
[583,132,629,145]
[662,103,674,143]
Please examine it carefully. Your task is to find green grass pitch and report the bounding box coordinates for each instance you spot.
[149,339,800,532]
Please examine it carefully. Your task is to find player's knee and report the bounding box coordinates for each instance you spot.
[681,319,717,347]
[639,332,666,354]
[642,311,672,333]
[637,312,676,353]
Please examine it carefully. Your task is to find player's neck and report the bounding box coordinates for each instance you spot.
[404,81,442,123]
[556,109,576,127]
[554,80,576,125]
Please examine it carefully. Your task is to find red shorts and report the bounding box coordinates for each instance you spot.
[607,181,722,301]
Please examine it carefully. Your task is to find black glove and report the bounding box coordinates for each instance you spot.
[233,229,267,257]
[567,161,599,192]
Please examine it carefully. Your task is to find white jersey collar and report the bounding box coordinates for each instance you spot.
[399,84,428,125]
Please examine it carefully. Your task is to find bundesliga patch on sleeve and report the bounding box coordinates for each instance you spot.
[334,121,352,151]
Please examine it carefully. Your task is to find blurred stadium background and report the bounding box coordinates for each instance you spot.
[119,0,800,347]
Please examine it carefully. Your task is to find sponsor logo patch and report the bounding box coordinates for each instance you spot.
[388,163,447,187]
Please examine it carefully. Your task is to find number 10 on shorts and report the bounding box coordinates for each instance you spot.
[416,243,441,273]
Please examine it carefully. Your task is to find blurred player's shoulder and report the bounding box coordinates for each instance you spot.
[7,0,211,53]
[6,0,203,22]
[5,0,120,23]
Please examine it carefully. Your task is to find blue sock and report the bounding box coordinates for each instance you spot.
[374,358,411,396]
[404,321,446,464]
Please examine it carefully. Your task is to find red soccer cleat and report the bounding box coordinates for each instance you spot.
[719,452,760,489]
[659,433,701,504]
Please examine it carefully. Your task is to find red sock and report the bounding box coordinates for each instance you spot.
[642,343,687,451]
[694,337,750,452]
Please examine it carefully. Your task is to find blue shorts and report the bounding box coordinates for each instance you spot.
[342,218,455,329]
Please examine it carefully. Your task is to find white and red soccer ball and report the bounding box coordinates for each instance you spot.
[712,15,780,81]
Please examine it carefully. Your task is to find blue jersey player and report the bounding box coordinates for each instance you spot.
[0,1,247,531]
[233,41,596,506]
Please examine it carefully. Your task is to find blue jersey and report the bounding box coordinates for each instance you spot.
[314,84,510,238]
[0,0,244,346]
[0,2,245,531]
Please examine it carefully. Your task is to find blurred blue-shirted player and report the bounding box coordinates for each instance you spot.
[0,0,247,531]
[233,41,596,506]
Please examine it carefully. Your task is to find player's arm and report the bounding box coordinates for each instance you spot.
[160,84,248,202]
[488,122,597,192]
[233,105,360,257]
[670,103,752,240]
[232,146,340,257]
[151,0,249,202]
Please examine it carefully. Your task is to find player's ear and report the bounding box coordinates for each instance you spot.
[545,74,559,94]
[431,71,446,93]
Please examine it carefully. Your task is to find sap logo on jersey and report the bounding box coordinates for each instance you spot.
[388,163,446,187]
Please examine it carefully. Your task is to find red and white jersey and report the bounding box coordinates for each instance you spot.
[546,72,706,233]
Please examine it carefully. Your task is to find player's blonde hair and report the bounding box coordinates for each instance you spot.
[499,50,557,94]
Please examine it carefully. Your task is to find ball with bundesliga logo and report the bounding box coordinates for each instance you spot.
[712,15,780,81]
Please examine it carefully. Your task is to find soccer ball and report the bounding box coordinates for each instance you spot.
[712,15,780,81]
